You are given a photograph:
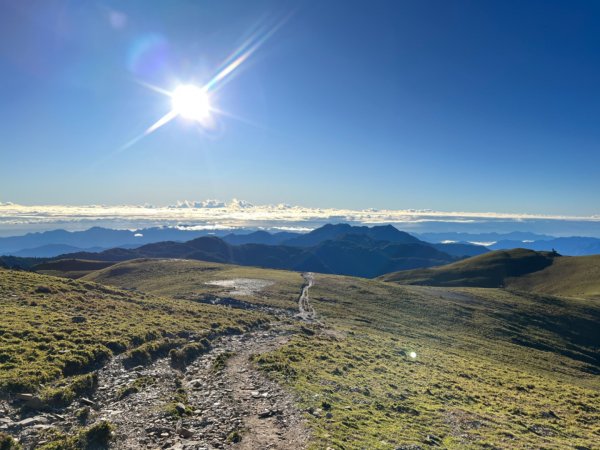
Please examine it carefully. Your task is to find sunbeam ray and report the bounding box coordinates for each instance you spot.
[119,110,178,152]
[117,12,293,153]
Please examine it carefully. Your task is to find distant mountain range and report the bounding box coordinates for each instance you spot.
[2,224,491,278]
[1,224,600,260]
[417,232,600,256]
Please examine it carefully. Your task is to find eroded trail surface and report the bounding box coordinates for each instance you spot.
[3,279,318,449]
[104,328,309,449]
[297,273,317,322]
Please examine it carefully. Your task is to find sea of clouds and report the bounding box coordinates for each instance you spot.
[1,200,599,237]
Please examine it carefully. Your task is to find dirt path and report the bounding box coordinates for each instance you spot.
[4,279,318,449]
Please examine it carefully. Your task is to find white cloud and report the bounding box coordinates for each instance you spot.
[0,200,599,237]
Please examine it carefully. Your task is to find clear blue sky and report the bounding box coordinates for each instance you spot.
[1,0,599,215]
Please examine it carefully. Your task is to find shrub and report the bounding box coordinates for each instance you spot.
[0,432,22,450]
[169,339,210,370]
[123,339,184,368]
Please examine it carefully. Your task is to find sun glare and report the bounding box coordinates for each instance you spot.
[171,84,210,121]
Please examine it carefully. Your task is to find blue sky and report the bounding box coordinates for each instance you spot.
[1,0,599,215]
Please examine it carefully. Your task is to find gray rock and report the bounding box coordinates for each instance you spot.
[80,397,96,407]
[176,426,194,438]
[17,416,48,427]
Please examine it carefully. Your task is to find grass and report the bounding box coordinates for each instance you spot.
[211,351,235,372]
[116,375,154,400]
[0,432,21,450]
[378,248,556,287]
[0,268,267,395]
[379,249,600,300]
[37,420,113,449]
[2,258,599,448]
[81,258,304,310]
[33,259,116,280]
[256,273,600,449]
[508,254,600,298]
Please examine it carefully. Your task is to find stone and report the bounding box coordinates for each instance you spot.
[177,426,194,438]
[15,393,44,409]
[258,409,282,419]
[175,403,187,414]
[17,416,48,427]
[80,398,96,407]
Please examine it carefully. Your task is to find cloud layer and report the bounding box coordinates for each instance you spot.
[1,200,599,237]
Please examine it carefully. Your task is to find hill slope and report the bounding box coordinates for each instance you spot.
[378,248,557,287]
[80,258,600,449]
[1,258,599,449]
[507,254,600,298]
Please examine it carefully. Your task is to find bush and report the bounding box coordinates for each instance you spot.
[169,339,211,370]
[123,339,184,369]
[62,347,111,376]
[77,421,113,448]
[0,432,22,450]
[42,373,98,408]
[38,421,113,450]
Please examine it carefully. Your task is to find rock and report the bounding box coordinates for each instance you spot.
[258,408,282,419]
[17,416,48,427]
[175,403,187,414]
[251,391,260,398]
[177,426,194,438]
[15,393,44,410]
[71,316,86,323]
[424,434,441,446]
[80,397,96,407]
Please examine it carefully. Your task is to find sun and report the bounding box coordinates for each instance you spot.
[171,84,211,121]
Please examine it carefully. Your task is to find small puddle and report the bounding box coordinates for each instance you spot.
[205,278,274,296]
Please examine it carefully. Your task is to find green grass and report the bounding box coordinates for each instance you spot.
[33,259,116,280]
[379,249,600,301]
[2,258,599,449]
[256,274,600,449]
[0,268,267,395]
[37,420,113,449]
[82,258,304,310]
[378,248,556,287]
[508,254,600,298]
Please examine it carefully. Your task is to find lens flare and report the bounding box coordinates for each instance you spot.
[119,13,291,152]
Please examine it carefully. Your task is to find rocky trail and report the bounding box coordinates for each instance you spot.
[297,273,317,323]
[0,275,318,449]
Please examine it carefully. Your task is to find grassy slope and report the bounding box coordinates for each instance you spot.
[80,258,600,449]
[33,259,116,279]
[0,268,267,395]
[507,254,600,298]
[82,258,304,310]
[377,248,556,287]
